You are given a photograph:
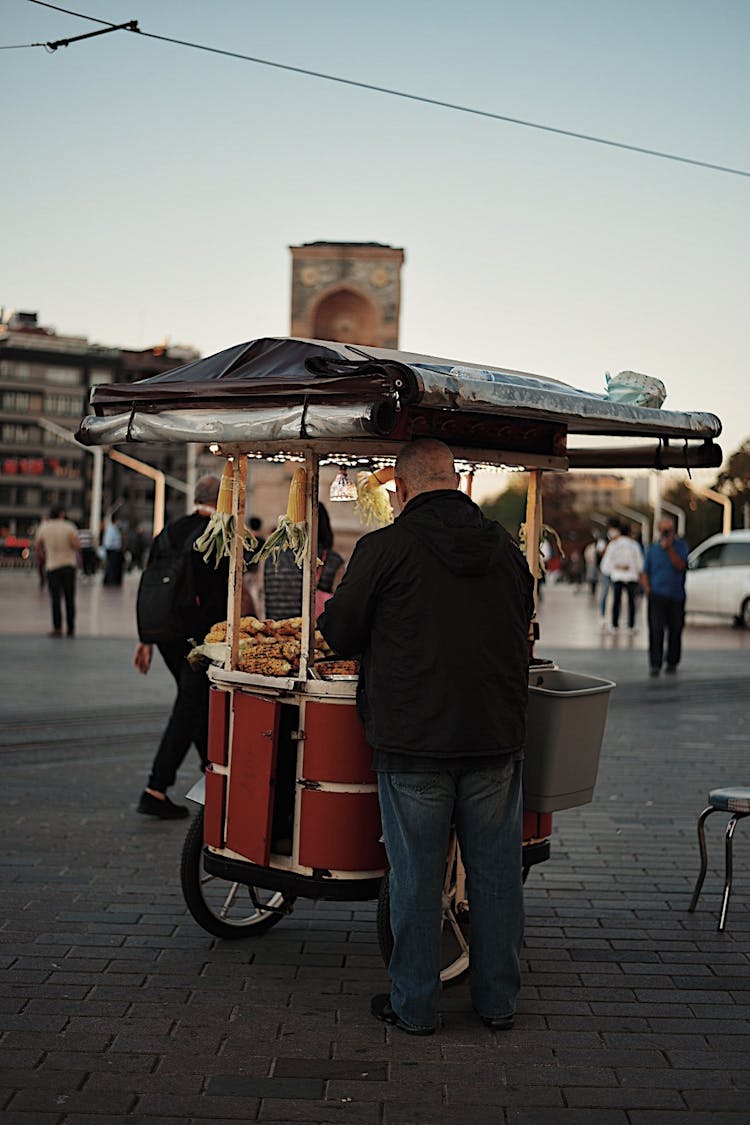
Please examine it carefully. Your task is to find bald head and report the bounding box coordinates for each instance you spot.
[194,475,220,507]
[394,439,459,507]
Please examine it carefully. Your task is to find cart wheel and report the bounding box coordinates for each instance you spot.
[181,811,294,939]
[376,833,470,986]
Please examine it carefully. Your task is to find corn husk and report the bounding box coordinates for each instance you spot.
[193,461,258,568]
[251,467,308,569]
[354,469,395,528]
[253,515,309,569]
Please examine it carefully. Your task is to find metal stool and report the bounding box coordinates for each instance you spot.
[688,788,750,931]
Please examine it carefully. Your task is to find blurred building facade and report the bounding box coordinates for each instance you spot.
[0,309,204,539]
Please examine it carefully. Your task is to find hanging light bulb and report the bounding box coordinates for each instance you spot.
[329,467,357,502]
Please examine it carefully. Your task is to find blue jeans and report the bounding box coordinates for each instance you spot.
[378,757,523,1031]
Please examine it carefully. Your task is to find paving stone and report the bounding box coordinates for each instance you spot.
[504,1064,618,1088]
[259,1100,381,1122]
[628,1113,749,1124]
[506,1110,628,1124]
[384,1105,506,1125]
[7,1089,137,1113]
[273,1059,388,1081]
[684,1089,750,1111]
[564,1087,686,1109]
[135,1094,261,1118]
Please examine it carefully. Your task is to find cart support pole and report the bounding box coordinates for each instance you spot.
[525,469,544,656]
[525,470,543,592]
[299,452,320,680]
[225,455,247,671]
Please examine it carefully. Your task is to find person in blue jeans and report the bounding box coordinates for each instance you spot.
[319,439,534,1035]
[642,515,689,676]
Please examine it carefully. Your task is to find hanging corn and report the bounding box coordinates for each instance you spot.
[193,460,258,568]
[253,465,309,569]
[355,467,395,528]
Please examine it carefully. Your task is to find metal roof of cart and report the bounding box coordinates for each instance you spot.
[77,336,722,470]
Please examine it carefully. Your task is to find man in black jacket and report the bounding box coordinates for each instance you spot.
[319,439,534,1035]
[134,476,228,819]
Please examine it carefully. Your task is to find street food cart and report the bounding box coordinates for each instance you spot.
[78,337,722,981]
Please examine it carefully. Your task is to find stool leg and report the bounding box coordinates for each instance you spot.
[718,813,748,932]
[718,815,740,932]
[689,806,716,914]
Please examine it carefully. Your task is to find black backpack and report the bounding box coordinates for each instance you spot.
[136,523,203,644]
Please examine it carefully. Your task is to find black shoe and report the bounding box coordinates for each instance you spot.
[370,993,435,1036]
[649,667,660,677]
[137,791,189,819]
[476,1009,515,1031]
[665,664,677,674]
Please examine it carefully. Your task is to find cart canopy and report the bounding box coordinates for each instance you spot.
[77,337,722,469]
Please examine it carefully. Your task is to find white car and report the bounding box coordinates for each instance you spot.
[686,530,750,627]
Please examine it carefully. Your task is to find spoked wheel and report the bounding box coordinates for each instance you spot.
[180,811,294,939]
[376,832,470,985]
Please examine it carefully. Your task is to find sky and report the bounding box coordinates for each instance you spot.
[3,0,749,467]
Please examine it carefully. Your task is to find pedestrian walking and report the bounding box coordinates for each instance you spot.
[133,476,229,819]
[77,526,98,576]
[583,538,599,597]
[102,516,124,586]
[642,515,689,676]
[34,506,80,637]
[319,438,534,1035]
[597,518,621,623]
[600,522,642,631]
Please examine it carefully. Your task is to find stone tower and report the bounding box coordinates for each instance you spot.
[289,241,405,349]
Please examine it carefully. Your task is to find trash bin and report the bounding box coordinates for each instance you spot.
[524,669,615,812]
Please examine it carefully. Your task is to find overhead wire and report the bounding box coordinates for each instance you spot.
[15,0,750,180]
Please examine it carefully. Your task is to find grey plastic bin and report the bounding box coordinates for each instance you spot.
[524,669,615,813]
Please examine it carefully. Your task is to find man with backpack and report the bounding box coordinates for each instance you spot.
[134,475,228,819]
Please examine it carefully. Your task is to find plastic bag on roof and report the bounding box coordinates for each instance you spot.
[604,370,666,408]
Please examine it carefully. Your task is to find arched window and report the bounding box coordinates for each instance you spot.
[312,288,380,346]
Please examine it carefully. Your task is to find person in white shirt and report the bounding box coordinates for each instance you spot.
[34,506,81,637]
[600,523,643,631]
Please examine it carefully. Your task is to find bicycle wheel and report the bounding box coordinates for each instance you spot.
[180,811,294,939]
[376,832,470,985]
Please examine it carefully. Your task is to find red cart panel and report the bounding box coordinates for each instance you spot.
[523,810,552,840]
[299,788,385,871]
[303,700,375,785]
[204,766,227,849]
[207,686,230,767]
[225,693,280,865]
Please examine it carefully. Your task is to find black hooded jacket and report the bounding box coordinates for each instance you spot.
[318,489,534,763]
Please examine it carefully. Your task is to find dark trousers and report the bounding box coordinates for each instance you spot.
[47,565,76,634]
[648,594,685,670]
[103,549,123,586]
[147,640,209,793]
[612,581,638,628]
[81,547,98,576]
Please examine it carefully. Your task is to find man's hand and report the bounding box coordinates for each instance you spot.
[134,642,153,674]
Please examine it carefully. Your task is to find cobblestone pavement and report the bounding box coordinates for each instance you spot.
[1,587,749,1121]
